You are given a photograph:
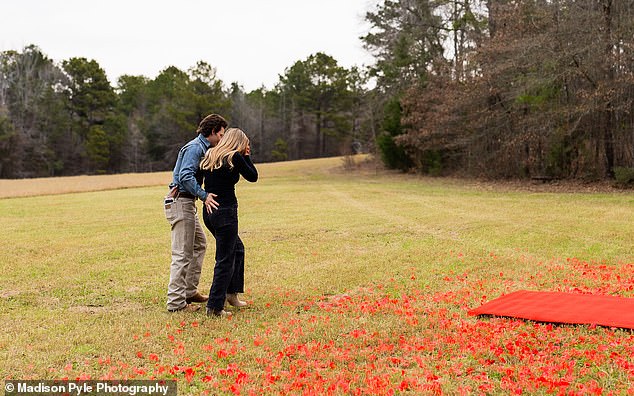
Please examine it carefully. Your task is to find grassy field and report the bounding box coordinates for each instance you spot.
[1,156,633,394]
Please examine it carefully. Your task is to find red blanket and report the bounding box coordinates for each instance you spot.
[468,290,634,329]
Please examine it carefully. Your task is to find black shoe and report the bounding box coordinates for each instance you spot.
[206,308,232,318]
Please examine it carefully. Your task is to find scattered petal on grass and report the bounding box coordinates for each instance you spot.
[48,255,634,394]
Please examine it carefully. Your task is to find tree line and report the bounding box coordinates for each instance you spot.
[1,0,633,182]
[0,47,371,178]
[370,0,634,183]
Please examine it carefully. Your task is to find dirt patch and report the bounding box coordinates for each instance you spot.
[0,290,21,299]
[69,301,144,314]
[465,178,626,194]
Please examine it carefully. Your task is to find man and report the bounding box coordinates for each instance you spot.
[164,114,228,312]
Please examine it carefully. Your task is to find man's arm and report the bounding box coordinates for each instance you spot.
[178,146,208,200]
[178,145,219,211]
[179,145,218,212]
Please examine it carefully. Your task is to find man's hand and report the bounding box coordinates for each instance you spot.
[204,192,219,213]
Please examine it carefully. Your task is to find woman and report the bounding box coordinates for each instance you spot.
[200,128,258,317]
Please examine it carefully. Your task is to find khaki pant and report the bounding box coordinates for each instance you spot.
[165,196,206,311]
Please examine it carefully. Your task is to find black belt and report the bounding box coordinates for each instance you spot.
[178,192,196,199]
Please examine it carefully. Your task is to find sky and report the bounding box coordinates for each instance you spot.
[1,0,378,92]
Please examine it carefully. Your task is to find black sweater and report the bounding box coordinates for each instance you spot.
[202,152,258,207]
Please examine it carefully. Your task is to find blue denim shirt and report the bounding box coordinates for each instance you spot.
[169,134,210,201]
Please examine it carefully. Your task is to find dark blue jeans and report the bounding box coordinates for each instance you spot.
[202,205,245,312]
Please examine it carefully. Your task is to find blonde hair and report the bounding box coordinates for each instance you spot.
[200,128,249,171]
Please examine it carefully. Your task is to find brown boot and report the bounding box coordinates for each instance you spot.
[226,293,247,307]
[186,292,208,304]
[168,304,200,313]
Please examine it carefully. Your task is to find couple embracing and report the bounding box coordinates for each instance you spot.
[164,114,258,318]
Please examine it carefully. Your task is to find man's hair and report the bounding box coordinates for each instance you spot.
[197,114,228,137]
